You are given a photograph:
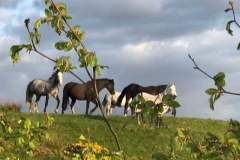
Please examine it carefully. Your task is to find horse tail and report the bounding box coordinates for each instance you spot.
[116,88,127,106]
[62,87,69,111]
[26,81,33,105]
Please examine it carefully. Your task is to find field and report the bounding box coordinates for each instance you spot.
[0,108,230,160]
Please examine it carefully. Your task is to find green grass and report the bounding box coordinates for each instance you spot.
[0,111,229,160]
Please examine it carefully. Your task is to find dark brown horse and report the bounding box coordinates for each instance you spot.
[116,83,177,116]
[55,79,115,115]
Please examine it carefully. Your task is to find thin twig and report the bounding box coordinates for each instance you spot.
[188,54,240,96]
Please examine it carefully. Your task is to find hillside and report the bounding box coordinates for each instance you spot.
[0,111,229,160]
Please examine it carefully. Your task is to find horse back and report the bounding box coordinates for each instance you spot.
[63,82,89,100]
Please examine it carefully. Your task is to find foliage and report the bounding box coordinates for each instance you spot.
[225,1,240,50]
[0,112,230,160]
[205,72,225,110]
[172,119,240,159]
[0,112,59,159]
[63,128,123,160]
[131,94,180,127]
[182,1,240,160]
[9,0,123,157]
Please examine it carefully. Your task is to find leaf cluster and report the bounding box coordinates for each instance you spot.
[172,119,240,159]
[0,113,54,159]
[205,72,225,110]
[131,94,180,126]
[225,1,240,50]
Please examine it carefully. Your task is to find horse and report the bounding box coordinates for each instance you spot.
[26,69,63,113]
[116,83,177,116]
[55,78,115,115]
[102,91,132,116]
[134,93,172,128]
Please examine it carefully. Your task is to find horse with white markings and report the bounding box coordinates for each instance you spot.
[26,69,63,113]
[116,83,177,117]
[102,91,133,116]
[134,93,172,128]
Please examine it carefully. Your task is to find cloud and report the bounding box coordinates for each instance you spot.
[0,0,240,121]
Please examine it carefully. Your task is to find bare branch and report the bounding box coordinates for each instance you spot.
[188,54,240,96]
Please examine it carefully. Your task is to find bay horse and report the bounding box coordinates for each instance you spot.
[26,69,63,113]
[116,83,177,116]
[55,78,115,115]
[102,91,132,116]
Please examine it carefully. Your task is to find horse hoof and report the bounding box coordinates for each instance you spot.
[54,109,58,114]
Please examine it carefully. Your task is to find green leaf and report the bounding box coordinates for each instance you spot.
[29,32,34,40]
[177,128,187,138]
[145,100,155,107]
[79,135,87,141]
[55,41,68,50]
[29,142,35,150]
[96,66,102,76]
[202,152,219,159]
[205,88,218,95]
[62,14,73,19]
[216,72,225,79]
[98,64,109,69]
[162,95,172,101]
[225,8,232,12]
[51,16,58,28]
[17,137,25,147]
[24,118,31,129]
[169,101,181,108]
[10,45,23,64]
[220,135,228,144]
[226,20,234,36]
[44,0,50,5]
[34,19,42,30]
[237,42,240,50]
[44,9,52,18]
[209,96,214,110]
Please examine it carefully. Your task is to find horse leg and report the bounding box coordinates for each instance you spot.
[106,101,111,116]
[54,95,60,114]
[157,114,163,128]
[85,100,91,115]
[137,113,141,124]
[124,100,130,117]
[141,113,145,123]
[43,95,49,113]
[70,99,76,114]
[89,100,98,115]
[35,96,41,113]
[110,104,115,115]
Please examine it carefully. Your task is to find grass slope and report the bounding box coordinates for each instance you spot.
[1,112,229,160]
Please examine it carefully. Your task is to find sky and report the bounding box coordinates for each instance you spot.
[1,0,240,121]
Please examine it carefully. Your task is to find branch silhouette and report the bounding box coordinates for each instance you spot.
[188,54,240,96]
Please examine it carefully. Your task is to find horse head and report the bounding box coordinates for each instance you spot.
[166,83,177,99]
[57,71,63,86]
[107,79,115,95]
[51,69,63,86]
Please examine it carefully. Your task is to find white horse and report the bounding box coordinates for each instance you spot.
[26,69,63,113]
[134,93,172,127]
[133,83,177,127]
[102,91,132,116]
[102,83,177,118]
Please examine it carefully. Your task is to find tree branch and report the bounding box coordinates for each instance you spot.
[188,54,240,96]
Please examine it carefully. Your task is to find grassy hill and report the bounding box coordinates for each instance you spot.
[0,110,229,160]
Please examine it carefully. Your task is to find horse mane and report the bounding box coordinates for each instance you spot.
[48,69,60,80]
[87,78,114,84]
